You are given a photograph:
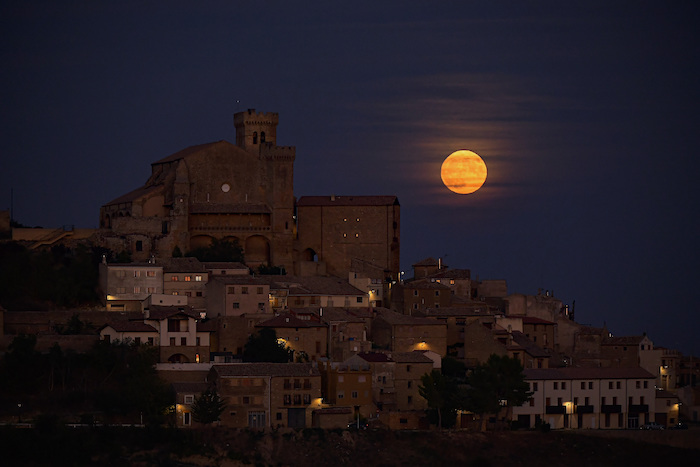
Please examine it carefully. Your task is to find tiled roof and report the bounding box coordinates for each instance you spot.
[313,407,353,414]
[264,275,365,296]
[104,184,163,206]
[296,195,399,207]
[426,268,471,280]
[212,363,320,377]
[422,304,495,317]
[392,351,434,364]
[524,367,655,380]
[102,321,157,333]
[147,305,199,320]
[160,257,207,273]
[357,352,392,363]
[510,331,550,358]
[603,335,646,346]
[520,316,556,325]
[152,140,236,164]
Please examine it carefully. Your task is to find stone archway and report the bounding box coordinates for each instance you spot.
[302,248,318,262]
[167,353,190,363]
[189,235,214,250]
[245,235,270,266]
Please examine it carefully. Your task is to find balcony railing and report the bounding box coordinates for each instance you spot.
[628,404,649,413]
[545,405,566,414]
[575,405,594,414]
[601,404,622,413]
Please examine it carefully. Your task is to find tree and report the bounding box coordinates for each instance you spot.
[242,328,293,363]
[466,354,533,431]
[187,238,244,262]
[419,370,453,429]
[191,388,227,425]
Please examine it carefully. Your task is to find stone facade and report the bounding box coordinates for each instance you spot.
[295,195,400,280]
[100,109,295,268]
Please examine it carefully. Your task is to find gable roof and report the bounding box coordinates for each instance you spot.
[392,351,434,364]
[146,305,199,320]
[357,352,392,363]
[101,321,157,333]
[509,331,551,358]
[159,257,207,273]
[264,275,365,296]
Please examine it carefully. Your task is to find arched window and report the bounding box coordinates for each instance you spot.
[253,131,258,144]
[260,131,266,143]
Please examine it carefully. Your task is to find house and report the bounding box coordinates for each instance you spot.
[316,307,372,361]
[371,309,447,356]
[654,389,680,427]
[256,311,328,361]
[357,352,396,411]
[424,267,472,299]
[319,356,374,419]
[420,304,501,358]
[172,381,210,428]
[265,275,369,309]
[98,260,164,311]
[401,279,452,314]
[393,352,433,411]
[145,305,214,363]
[209,363,322,429]
[206,275,271,317]
[513,367,657,430]
[99,321,158,346]
[161,257,208,311]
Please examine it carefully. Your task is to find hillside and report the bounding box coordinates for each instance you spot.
[2,425,698,466]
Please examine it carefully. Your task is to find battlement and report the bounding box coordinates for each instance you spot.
[233,109,279,127]
[233,109,281,150]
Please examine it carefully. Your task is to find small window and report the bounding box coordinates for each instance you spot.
[351,391,358,399]
[554,382,558,390]
[233,303,240,309]
[588,382,593,389]
[184,276,191,282]
[172,276,179,282]
[581,382,585,390]
[184,395,194,404]
[242,287,248,294]
[195,275,202,282]
[135,241,143,252]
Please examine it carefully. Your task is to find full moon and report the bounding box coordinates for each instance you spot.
[440,150,487,194]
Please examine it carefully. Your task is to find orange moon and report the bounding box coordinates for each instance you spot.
[440,150,487,194]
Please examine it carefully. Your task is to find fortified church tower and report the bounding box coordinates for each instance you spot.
[99,109,295,269]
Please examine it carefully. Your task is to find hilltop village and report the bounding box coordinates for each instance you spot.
[1,109,698,432]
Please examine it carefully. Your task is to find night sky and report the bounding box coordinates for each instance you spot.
[2,2,699,355]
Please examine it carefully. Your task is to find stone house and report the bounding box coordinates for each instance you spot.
[371,309,447,356]
[209,363,321,429]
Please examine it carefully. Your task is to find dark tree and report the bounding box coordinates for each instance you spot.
[191,388,227,425]
[242,328,293,363]
[187,238,244,262]
[466,354,533,430]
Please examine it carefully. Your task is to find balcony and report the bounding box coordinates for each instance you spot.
[628,404,649,414]
[575,405,594,414]
[601,404,622,413]
[545,405,566,414]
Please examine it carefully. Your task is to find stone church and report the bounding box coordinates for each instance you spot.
[99,109,399,281]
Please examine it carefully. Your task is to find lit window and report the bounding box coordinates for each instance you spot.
[184,276,191,282]
[172,276,179,282]
[134,287,141,293]
[147,270,156,277]
[195,275,202,282]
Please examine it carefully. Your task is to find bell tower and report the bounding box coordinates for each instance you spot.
[233,109,279,151]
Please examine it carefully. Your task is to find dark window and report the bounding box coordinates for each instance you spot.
[253,132,258,144]
[260,131,266,142]
[136,240,143,251]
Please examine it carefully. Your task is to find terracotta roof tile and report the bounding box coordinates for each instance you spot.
[212,363,320,377]
[524,367,655,380]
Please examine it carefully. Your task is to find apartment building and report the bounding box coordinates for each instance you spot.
[513,367,657,430]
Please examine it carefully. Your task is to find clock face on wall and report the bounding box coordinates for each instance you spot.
[221,183,230,193]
